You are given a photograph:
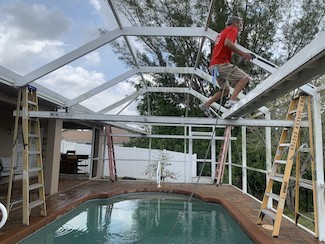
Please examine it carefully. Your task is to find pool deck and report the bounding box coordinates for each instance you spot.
[0,178,322,244]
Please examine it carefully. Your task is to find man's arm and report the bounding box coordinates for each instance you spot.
[224,39,252,60]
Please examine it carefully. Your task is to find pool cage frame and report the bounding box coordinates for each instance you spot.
[0,0,325,241]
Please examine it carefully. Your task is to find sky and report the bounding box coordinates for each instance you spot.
[0,0,140,115]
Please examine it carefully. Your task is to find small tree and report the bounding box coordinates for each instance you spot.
[144,150,179,181]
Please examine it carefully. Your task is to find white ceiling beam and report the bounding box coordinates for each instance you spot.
[28,111,309,127]
[16,26,273,87]
[15,27,213,86]
[97,89,146,114]
[0,66,18,85]
[111,133,234,140]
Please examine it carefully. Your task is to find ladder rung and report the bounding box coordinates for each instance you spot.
[28,167,42,173]
[274,160,287,165]
[270,174,283,182]
[279,143,290,148]
[29,183,44,191]
[28,101,37,106]
[261,208,276,220]
[28,133,40,138]
[29,118,39,122]
[299,179,313,190]
[29,199,45,210]
[28,150,42,155]
[265,192,280,202]
[296,212,314,223]
[288,109,297,115]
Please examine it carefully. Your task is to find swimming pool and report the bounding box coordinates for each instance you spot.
[19,193,253,243]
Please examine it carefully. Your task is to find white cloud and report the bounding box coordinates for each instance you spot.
[0,1,138,115]
[83,52,101,66]
[89,0,101,11]
[0,1,71,74]
[38,64,138,115]
[38,65,105,99]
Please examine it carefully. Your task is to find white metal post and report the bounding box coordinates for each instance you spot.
[242,126,247,193]
[228,133,232,185]
[312,94,325,241]
[189,126,193,182]
[184,126,187,183]
[211,126,216,183]
[265,112,272,208]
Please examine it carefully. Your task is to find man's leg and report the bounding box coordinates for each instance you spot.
[205,87,229,107]
[229,76,249,101]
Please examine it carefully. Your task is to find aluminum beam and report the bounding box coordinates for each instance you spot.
[0,66,17,85]
[27,111,309,127]
[67,67,204,108]
[15,27,214,86]
[223,31,325,119]
[97,89,146,114]
[111,133,234,140]
[15,26,274,87]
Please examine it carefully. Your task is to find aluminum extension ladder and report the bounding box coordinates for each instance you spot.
[6,85,47,225]
[256,93,318,238]
[214,126,232,186]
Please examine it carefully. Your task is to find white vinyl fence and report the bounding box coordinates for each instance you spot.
[61,140,197,183]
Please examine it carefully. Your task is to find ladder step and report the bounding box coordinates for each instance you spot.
[28,167,42,173]
[299,179,313,190]
[29,199,45,210]
[279,143,290,148]
[265,192,280,202]
[300,148,310,153]
[28,133,40,138]
[28,150,42,155]
[261,208,276,220]
[288,109,297,115]
[270,174,283,182]
[274,160,287,164]
[28,101,37,106]
[29,183,44,191]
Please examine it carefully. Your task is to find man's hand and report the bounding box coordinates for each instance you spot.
[242,53,253,61]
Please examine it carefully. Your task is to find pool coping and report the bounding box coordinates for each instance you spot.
[0,181,276,244]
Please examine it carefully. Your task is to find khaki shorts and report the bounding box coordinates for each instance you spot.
[210,63,249,87]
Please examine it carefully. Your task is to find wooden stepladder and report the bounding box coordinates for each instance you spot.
[6,85,47,225]
[215,126,231,186]
[257,93,318,237]
[106,125,117,182]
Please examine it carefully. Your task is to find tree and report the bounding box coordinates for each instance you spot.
[144,149,179,181]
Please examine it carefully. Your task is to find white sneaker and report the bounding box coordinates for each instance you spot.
[224,100,236,108]
[199,103,212,117]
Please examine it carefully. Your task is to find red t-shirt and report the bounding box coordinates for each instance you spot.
[209,26,238,67]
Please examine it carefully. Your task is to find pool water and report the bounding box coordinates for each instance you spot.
[19,193,252,244]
